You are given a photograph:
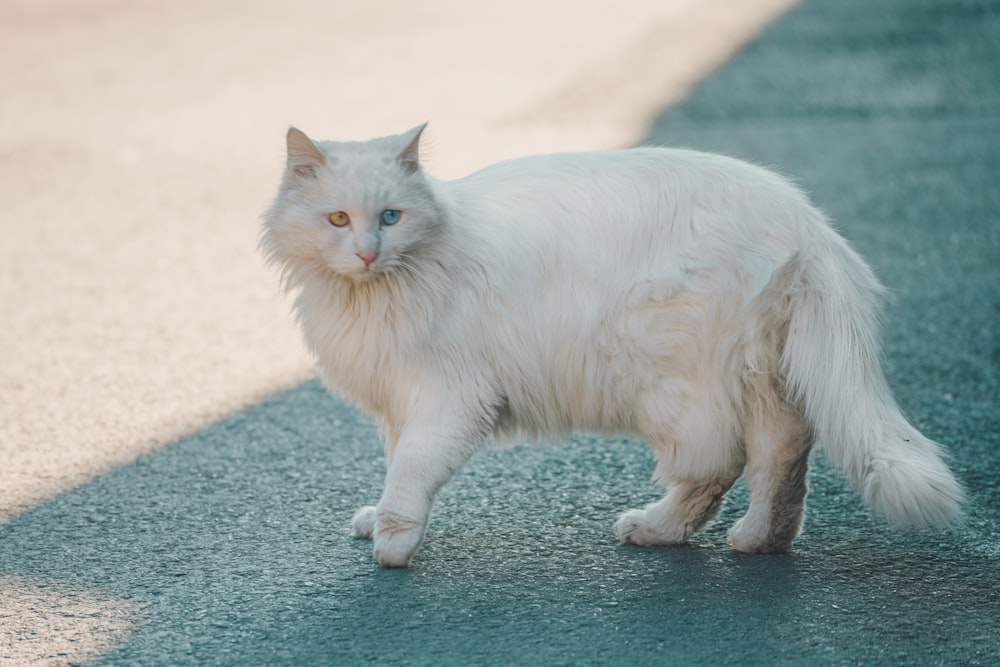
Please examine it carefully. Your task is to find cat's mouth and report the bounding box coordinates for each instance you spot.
[340,257,380,281]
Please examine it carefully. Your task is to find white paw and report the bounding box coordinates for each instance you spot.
[614,508,689,546]
[727,516,790,554]
[349,505,378,539]
[614,508,648,544]
[726,518,760,552]
[372,511,426,568]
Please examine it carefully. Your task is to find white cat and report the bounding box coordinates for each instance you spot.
[261,124,964,568]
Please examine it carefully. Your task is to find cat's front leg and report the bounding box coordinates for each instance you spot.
[367,412,483,568]
[348,504,422,565]
[349,505,378,539]
[371,504,431,568]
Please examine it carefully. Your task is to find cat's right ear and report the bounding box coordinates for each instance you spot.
[286,127,326,181]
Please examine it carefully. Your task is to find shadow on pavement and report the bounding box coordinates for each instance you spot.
[1,379,997,664]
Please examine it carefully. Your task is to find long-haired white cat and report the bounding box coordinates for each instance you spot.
[261,124,964,568]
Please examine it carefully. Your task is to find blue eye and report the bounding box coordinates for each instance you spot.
[379,209,401,226]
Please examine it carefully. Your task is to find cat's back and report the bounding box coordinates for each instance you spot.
[442,147,815,269]
[453,145,791,193]
[450,147,686,203]
[448,147,808,224]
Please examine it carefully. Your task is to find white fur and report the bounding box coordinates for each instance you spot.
[262,126,964,567]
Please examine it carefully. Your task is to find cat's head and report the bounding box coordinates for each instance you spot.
[261,124,445,286]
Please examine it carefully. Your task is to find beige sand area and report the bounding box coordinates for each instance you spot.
[0,0,796,664]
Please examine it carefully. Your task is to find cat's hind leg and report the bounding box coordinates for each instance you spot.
[616,376,744,546]
[726,395,812,553]
[615,471,741,546]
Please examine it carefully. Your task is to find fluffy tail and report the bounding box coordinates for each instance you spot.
[780,235,965,530]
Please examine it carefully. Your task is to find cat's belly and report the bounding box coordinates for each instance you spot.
[491,275,751,462]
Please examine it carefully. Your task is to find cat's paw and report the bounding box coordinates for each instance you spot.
[726,517,792,554]
[349,505,378,539]
[372,511,427,568]
[614,508,690,546]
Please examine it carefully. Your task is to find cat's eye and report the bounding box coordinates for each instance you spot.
[328,211,351,227]
[380,209,401,226]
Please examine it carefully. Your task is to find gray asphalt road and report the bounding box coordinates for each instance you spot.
[2,0,998,664]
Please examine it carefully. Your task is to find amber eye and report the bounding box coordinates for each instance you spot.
[328,211,351,227]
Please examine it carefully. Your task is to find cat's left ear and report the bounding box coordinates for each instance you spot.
[396,123,427,174]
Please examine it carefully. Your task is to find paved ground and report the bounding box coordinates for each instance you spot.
[3,0,999,665]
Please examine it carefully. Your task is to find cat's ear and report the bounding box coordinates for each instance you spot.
[286,127,326,181]
[396,123,427,174]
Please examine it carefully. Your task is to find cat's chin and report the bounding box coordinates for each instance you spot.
[337,263,381,283]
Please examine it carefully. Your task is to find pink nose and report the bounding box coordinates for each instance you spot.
[357,250,377,266]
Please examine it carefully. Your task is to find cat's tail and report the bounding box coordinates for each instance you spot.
[779,234,964,530]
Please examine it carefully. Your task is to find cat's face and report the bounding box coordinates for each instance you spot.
[262,125,442,284]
